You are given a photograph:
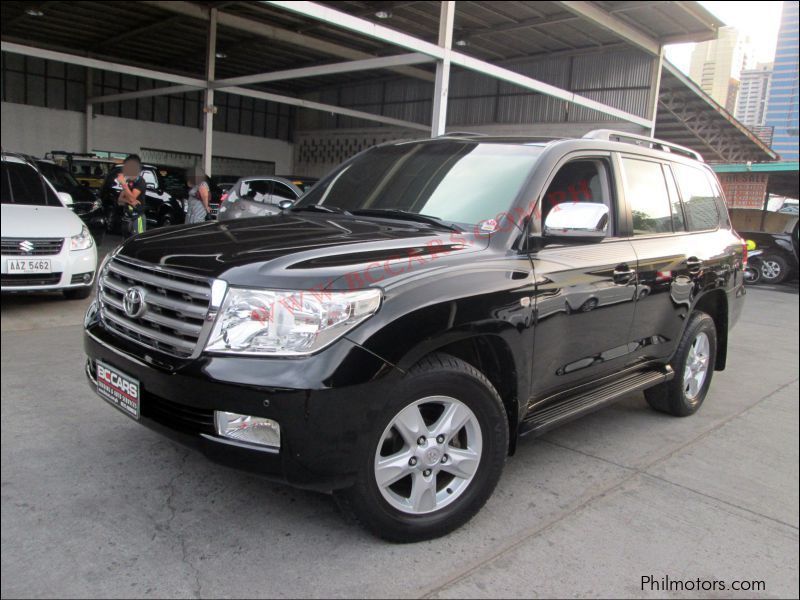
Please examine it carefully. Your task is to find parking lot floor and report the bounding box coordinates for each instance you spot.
[1,271,798,598]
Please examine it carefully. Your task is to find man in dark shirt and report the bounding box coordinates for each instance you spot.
[117,154,147,235]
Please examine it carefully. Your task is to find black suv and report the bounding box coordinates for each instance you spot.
[100,163,185,233]
[84,131,746,542]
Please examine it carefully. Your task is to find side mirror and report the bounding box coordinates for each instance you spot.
[58,192,74,207]
[543,202,608,242]
[278,199,294,210]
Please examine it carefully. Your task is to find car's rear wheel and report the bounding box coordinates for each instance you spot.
[645,311,717,416]
[760,255,789,284]
[336,353,508,542]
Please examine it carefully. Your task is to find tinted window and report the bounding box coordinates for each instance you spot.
[1,161,60,206]
[298,141,542,226]
[541,159,613,234]
[622,158,673,235]
[240,179,272,201]
[37,162,80,192]
[674,164,719,231]
[273,182,297,200]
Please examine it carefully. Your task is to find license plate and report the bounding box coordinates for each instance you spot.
[6,258,51,273]
[95,361,140,420]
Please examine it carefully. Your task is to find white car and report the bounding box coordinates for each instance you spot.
[1,154,98,299]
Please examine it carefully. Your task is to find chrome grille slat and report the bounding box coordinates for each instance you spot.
[107,261,210,301]
[98,256,213,357]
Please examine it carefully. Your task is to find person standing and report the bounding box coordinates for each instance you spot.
[116,154,147,236]
[186,165,211,224]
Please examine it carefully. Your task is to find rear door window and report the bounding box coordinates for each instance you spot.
[673,164,720,231]
[621,157,673,235]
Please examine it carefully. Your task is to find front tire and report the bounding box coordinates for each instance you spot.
[337,353,508,542]
[760,255,789,284]
[645,311,717,416]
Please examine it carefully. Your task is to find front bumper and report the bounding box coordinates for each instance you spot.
[84,318,399,492]
[1,245,98,292]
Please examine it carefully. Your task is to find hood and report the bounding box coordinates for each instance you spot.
[1,204,85,239]
[117,213,490,290]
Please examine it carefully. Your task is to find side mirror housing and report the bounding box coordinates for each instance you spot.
[278,199,294,210]
[58,192,74,207]
[542,202,608,243]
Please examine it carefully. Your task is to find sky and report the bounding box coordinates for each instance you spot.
[665,1,785,73]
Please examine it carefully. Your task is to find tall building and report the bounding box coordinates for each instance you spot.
[689,26,750,110]
[765,1,799,160]
[736,63,773,127]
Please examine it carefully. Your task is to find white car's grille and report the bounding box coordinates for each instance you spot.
[1,237,64,256]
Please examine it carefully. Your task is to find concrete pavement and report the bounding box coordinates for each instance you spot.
[1,276,797,598]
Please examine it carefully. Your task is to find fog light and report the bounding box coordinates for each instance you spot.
[214,411,280,449]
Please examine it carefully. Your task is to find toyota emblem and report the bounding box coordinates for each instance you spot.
[123,287,147,319]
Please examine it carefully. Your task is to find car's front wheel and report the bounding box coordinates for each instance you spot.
[760,254,789,284]
[337,353,508,542]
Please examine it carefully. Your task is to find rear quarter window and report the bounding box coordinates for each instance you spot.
[673,164,720,231]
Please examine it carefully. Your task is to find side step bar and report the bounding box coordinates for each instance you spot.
[520,367,674,437]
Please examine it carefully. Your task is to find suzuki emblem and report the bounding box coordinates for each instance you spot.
[19,240,34,253]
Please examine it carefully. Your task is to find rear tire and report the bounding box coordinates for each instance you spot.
[336,353,508,542]
[645,311,717,416]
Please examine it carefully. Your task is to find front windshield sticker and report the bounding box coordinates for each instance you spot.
[478,218,499,233]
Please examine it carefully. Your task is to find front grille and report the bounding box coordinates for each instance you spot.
[1,237,64,256]
[208,203,220,217]
[143,393,215,434]
[1,272,62,287]
[98,256,211,357]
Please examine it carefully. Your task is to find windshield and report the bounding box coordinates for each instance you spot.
[72,160,114,179]
[37,162,80,191]
[1,161,61,206]
[296,141,542,226]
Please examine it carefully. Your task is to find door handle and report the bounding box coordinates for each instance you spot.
[685,257,703,274]
[613,263,635,284]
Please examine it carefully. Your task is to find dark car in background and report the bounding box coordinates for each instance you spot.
[217,175,312,221]
[157,165,222,220]
[100,164,186,233]
[35,159,105,243]
[739,228,799,284]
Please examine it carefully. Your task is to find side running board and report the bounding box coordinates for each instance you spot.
[520,367,674,437]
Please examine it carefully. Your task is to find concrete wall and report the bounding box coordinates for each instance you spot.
[1,102,294,173]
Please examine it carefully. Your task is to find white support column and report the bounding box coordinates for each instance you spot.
[648,46,664,136]
[203,8,218,176]
[85,69,93,153]
[431,1,455,137]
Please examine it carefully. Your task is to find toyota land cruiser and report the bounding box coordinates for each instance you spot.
[83,130,746,542]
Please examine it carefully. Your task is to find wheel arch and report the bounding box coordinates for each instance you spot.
[691,288,729,371]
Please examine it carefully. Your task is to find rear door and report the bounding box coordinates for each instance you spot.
[530,153,639,401]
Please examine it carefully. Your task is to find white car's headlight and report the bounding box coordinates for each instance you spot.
[70,225,94,251]
[205,287,381,355]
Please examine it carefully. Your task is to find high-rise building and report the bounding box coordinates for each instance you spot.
[765,1,799,160]
[736,63,773,127]
[689,27,751,109]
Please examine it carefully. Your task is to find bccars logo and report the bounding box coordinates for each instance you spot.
[97,364,139,399]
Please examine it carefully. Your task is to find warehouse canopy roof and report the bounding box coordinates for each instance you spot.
[1,1,723,94]
[656,61,777,164]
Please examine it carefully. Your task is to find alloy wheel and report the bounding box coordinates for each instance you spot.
[374,396,483,515]
[683,332,711,401]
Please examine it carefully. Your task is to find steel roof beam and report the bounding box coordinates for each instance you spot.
[264,1,653,129]
[556,1,660,56]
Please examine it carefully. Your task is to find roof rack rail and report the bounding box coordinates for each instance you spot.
[582,129,703,162]
[438,131,487,138]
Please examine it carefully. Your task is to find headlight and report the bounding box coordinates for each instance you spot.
[70,225,94,251]
[205,287,381,355]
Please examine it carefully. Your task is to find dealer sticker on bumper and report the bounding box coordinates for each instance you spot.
[96,361,140,420]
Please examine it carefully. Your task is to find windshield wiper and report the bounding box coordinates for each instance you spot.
[350,209,462,232]
[292,204,352,215]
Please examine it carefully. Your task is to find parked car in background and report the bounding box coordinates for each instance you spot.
[156,165,222,220]
[45,151,120,191]
[84,131,746,541]
[100,163,185,233]
[217,175,305,221]
[739,229,799,284]
[1,153,97,299]
[36,159,105,244]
